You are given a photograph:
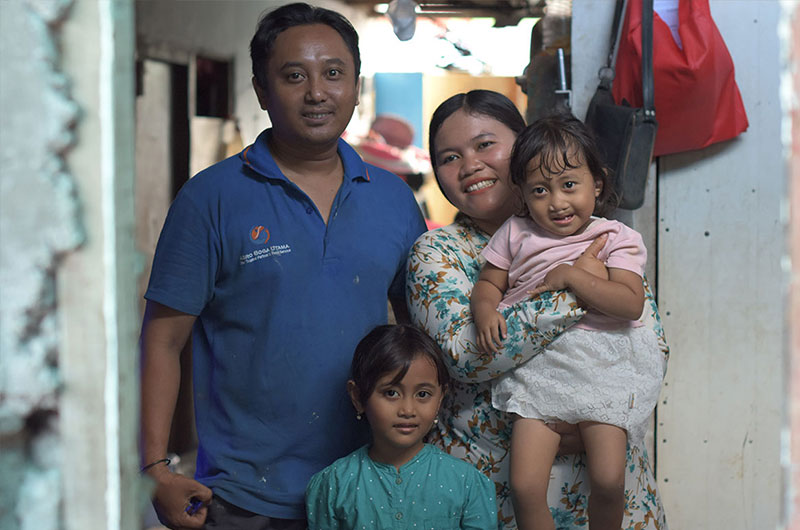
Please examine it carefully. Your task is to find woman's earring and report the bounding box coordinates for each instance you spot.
[356,412,363,420]
[433,418,439,425]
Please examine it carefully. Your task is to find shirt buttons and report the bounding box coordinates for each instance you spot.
[395,512,403,520]
[395,476,403,484]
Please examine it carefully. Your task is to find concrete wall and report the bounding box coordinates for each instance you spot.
[786,1,800,525]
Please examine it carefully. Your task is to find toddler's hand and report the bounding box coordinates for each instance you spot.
[527,263,572,298]
[573,233,609,281]
[474,310,507,354]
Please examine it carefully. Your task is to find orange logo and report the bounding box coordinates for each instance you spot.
[250,225,270,244]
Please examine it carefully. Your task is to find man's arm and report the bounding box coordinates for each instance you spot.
[140,300,212,528]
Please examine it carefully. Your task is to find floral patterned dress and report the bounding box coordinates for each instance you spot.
[406,217,669,530]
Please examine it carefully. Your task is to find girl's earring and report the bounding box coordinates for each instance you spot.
[356,412,363,420]
[433,417,439,425]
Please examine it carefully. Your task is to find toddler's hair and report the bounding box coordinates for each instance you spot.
[509,114,618,216]
[350,324,450,403]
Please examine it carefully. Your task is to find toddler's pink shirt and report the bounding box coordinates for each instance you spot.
[482,216,646,330]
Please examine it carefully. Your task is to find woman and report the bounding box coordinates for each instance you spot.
[406,90,669,529]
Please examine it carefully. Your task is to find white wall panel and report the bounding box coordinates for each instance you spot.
[656,1,784,528]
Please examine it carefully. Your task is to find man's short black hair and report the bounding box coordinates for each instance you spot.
[250,2,361,89]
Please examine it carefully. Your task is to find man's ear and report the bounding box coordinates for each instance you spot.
[252,76,268,111]
[355,76,362,106]
[347,380,363,414]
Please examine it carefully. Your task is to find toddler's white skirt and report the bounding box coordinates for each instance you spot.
[492,326,666,444]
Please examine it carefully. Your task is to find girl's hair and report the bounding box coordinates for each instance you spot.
[427,90,526,203]
[350,324,450,404]
[509,114,618,216]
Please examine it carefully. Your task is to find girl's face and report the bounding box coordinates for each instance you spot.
[351,355,444,469]
[433,109,520,235]
[521,154,602,237]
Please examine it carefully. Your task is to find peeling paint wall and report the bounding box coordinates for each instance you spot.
[1,0,139,528]
[0,0,81,528]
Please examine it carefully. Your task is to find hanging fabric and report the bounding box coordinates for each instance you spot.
[613,0,748,156]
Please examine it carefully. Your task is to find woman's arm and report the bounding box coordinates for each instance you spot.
[406,227,584,384]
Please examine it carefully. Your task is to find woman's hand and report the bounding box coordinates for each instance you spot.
[547,421,585,455]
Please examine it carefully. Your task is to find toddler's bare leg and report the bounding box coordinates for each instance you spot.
[578,421,627,530]
[509,417,560,530]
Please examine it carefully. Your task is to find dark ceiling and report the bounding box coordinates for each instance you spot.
[342,0,547,26]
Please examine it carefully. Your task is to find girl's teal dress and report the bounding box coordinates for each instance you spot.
[306,444,497,529]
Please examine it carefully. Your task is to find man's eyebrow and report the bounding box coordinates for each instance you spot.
[278,57,348,69]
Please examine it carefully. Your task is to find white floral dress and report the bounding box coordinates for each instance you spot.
[406,217,669,530]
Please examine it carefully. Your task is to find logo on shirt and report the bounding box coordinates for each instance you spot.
[250,225,270,244]
[240,224,292,265]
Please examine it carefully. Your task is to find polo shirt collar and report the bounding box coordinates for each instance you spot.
[240,128,371,184]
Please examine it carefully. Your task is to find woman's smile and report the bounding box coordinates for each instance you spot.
[464,178,498,193]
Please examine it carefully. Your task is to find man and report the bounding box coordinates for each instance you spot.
[139,4,427,528]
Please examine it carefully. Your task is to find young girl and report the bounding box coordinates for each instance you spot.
[470,115,666,530]
[305,324,498,530]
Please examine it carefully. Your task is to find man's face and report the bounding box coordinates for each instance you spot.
[253,24,360,148]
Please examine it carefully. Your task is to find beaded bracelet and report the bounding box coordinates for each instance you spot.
[140,458,171,473]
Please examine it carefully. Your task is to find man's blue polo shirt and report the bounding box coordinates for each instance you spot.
[145,129,427,518]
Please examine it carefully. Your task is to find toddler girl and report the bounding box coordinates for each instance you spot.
[305,324,498,530]
[470,115,666,530]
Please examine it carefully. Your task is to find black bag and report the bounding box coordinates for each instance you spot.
[584,0,657,210]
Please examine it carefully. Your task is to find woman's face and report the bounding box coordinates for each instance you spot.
[432,109,520,234]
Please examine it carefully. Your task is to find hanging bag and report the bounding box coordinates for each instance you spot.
[613,0,748,156]
[584,0,657,210]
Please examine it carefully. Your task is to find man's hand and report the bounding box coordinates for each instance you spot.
[547,421,585,456]
[148,466,213,529]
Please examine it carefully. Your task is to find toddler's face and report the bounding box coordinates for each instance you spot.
[521,154,602,237]
[360,355,443,468]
